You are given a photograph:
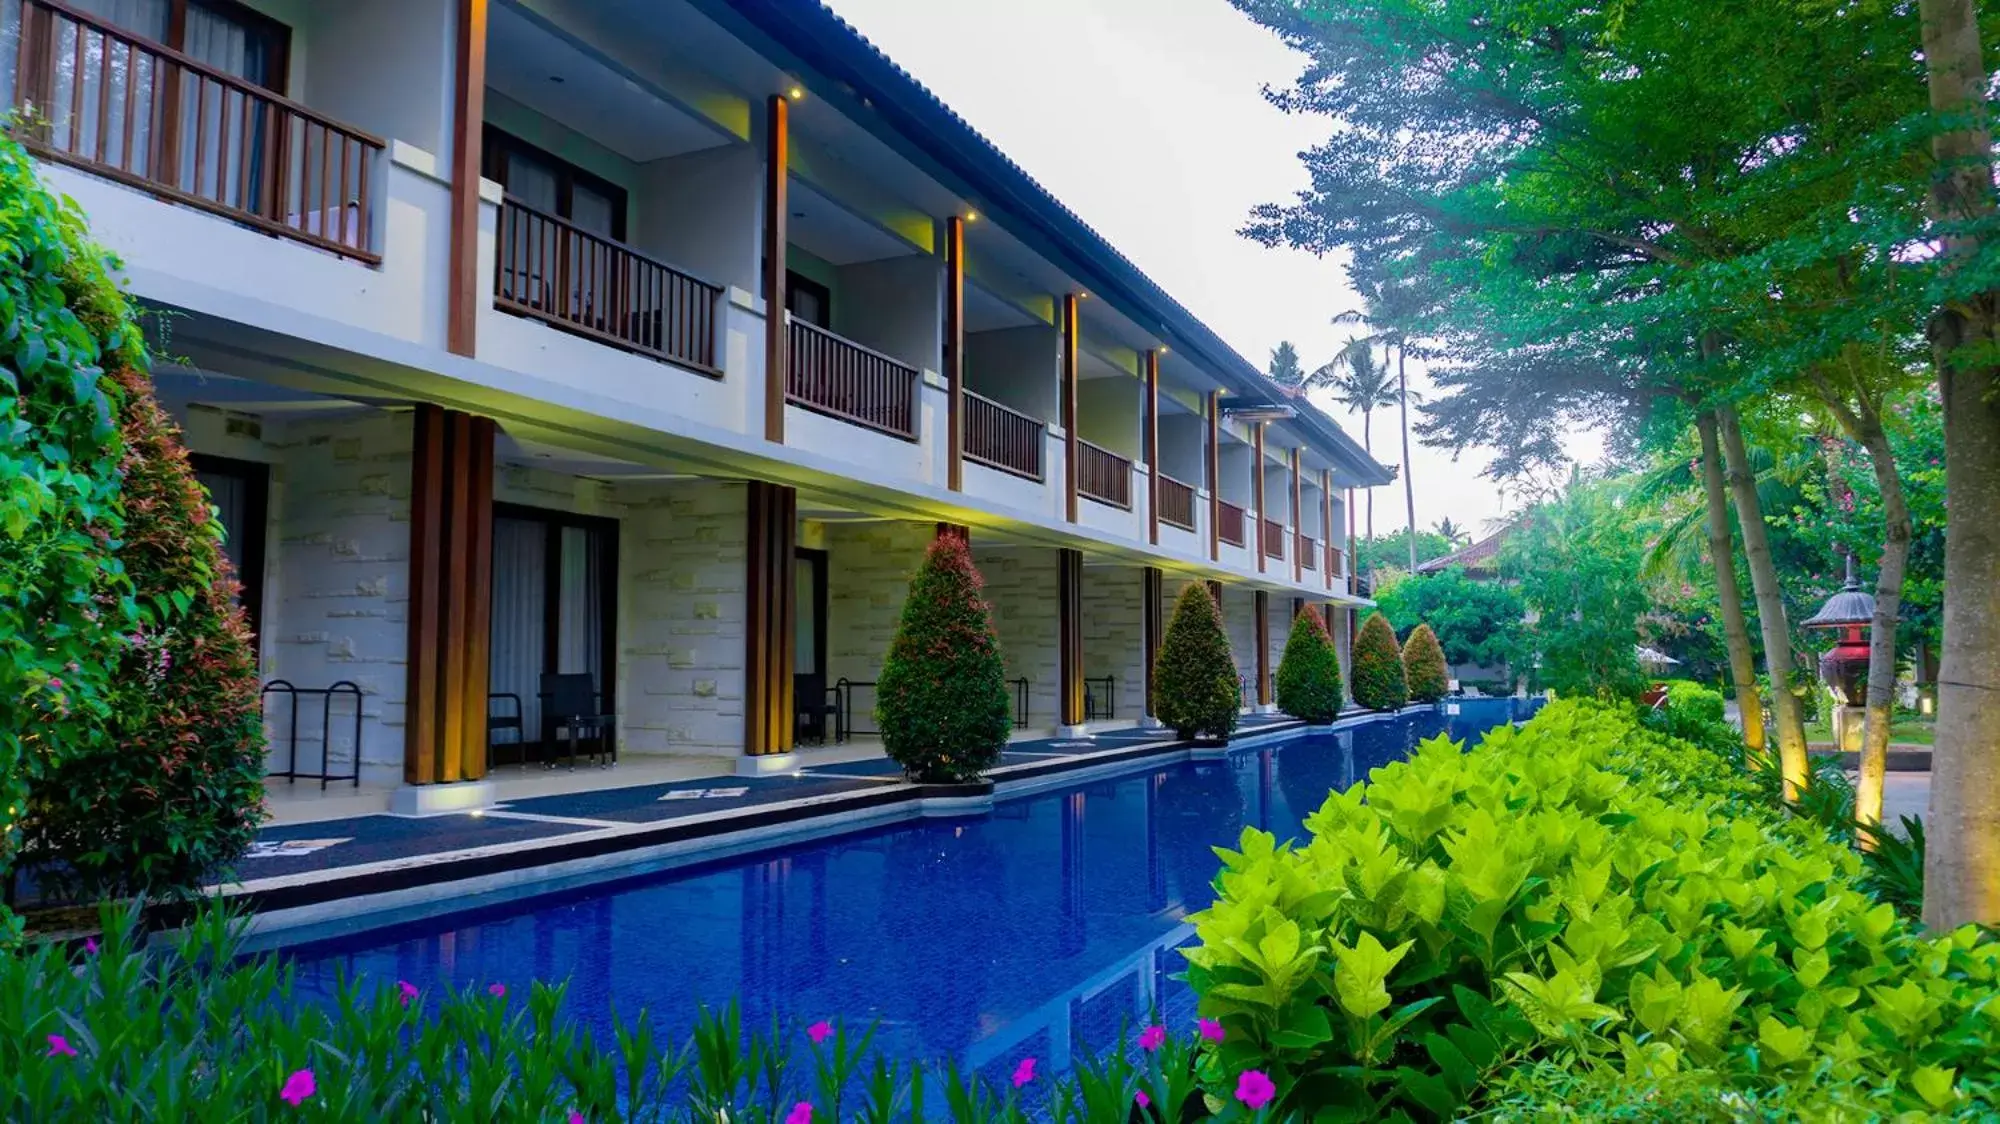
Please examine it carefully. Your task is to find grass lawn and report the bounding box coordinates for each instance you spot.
[1803,714,1935,746]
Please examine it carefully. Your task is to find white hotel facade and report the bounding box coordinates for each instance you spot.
[8,0,1391,806]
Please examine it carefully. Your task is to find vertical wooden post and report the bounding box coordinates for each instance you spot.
[946,216,965,491]
[1142,566,1163,719]
[935,522,970,543]
[405,406,446,785]
[447,0,489,358]
[1062,295,1080,523]
[1253,423,1267,574]
[1321,469,1334,589]
[744,481,798,757]
[457,416,496,780]
[1144,349,1160,545]
[1058,547,1085,728]
[1206,391,1221,562]
[1346,486,1358,593]
[1254,589,1271,707]
[404,405,496,785]
[1290,449,1303,584]
[764,95,790,444]
[1206,579,1223,605]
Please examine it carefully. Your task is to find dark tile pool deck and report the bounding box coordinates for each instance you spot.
[214,713,1313,912]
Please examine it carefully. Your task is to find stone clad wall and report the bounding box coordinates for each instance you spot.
[617,479,747,756]
[823,520,935,705]
[1079,566,1147,722]
[1221,585,1259,708]
[973,544,1061,731]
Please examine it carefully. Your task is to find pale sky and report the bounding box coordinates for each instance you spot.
[826,0,1603,538]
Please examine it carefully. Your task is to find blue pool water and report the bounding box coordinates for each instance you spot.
[284,699,1535,1080]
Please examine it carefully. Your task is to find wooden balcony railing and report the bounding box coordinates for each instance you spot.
[1076,439,1133,509]
[5,0,385,261]
[787,317,920,440]
[1218,500,1246,547]
[1299,534,1317,571]
[1157,473,1196,531]
[1263,518,1286,558]
[963,390,1044,480]
[496,197,721,374]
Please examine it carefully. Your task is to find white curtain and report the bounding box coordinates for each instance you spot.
[556,525,601,687]
[177,5,250,206]
[7,0,168,175]
[490,518,548,743]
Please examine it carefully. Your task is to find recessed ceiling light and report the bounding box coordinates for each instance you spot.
[791,211,806,219]
[548,75,565,84]
[788,86,804,100]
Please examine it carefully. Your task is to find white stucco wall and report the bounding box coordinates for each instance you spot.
[834,253,943,371]
[635,144,762,294]
[966,325,1059,421]
[1158,414,1206,484]
[1077,376,1142,460]
[303,0,457,157]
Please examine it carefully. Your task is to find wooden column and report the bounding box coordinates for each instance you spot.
[1142,566,1163,718]
[1144,349,1160,545]
[946,216,966,491]
[745,481,798,757]
[1058,547,1085,728]
[1206,578,1223,605]
[1346,486,1358,593]
[1321,469,1335,589]
[1290,449,1303,583]
[1062,294,1081,523]
[404,405,496,784]
[763,95,790,444]
[1206,391,1221,562]
[1254,588,1272,706]
[446,0,489,357]
[1252,423,1267,574]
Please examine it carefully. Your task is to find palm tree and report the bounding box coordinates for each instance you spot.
[1434,517,1469,546]
[1332,302,1422,571]
[1313,336,1399,542]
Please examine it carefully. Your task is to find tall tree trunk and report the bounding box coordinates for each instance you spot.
[1717,404,1810,799]
[1398,343,1418,572]
[1696,411,1767,759]
[1362,411,1376,541]
[1918,0,2000,930]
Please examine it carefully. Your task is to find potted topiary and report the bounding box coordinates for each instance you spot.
[1153,583,1240,742]
[1275,608,1343,723]
[1351,611,1410,712]
[1403,622,1449,704]
[875,534,1013,783]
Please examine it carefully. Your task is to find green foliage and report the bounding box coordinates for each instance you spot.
[1153,583,1240,741]
[1353,530,1453,579]
[1503,477,1650,701]
[1642,680,1737,758]
[21,365,265,903]
[1401,623,1448,703]
[1183,699,2000,1120]
[1274,609,1342,723]
[1349,612,1407,711]
[875,535,1011,783]
[1374,567,1523,671]
[1267,339,1304,389]
[0,135,141,936]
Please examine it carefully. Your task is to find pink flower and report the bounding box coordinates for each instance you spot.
[1197,1017,1225,1043]
[279,1068,316,1107]
[784,1103,813,1124]
[1136,1091,1152,1109]
[1139,1024,1166,1051]
[806,1020,833,1045]
[46,1034,77,1058]
[568,1114,584,1124]
[487,983,506,998]
[396,980,418,1007]
[1236,1069,1277,1110]
[83,938,97,955]
[1012,1057,1036,1088]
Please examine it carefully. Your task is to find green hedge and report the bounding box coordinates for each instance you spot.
[1401,623,1448,703]
[1275,609,1342,723]
[1183,699,2000,1118]
[875,534,1011,783]
[1154,583,1239,741]
[1350,612,1408,711]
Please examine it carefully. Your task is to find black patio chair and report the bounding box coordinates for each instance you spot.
[540,673,615,770]
[488,692,525,767]
[795,672,845,745]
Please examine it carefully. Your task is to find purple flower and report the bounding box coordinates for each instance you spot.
[568,1114,584,1124]
[46,1034,77,1058]
[1136,1091,1152,1109]
[396,980,418,1007]
[1236,1069,1277,1110]
[487,983,506,998]
[1139,1024,1166,1051]
[806,1020,833,1045]
[1012,1057,1036,1088]
[1197,1017,1225,1043]
[279,1069,316,1107]
[784,1102,813,1124]
[83,938,97,955]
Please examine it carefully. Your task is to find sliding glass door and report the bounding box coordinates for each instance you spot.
[488,505,618,764]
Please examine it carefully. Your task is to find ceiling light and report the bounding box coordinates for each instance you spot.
[965,211,978,222]
[788,86,804,100]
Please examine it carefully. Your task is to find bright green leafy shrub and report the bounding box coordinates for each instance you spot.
[1401,622,1448,703]
[1183,699,2000,1119]
[1275,608,1342,723]
[1154,583,1240,741]
[875,534,1011,783]
[1350,612,1407,711]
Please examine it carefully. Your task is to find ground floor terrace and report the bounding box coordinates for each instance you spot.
[155,361,1367,823]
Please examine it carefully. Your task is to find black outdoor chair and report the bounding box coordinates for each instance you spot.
[794,672,845,746]
[540,673,616,770]
[488,692,525,766]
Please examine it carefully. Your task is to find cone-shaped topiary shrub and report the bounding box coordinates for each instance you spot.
[1153,583,1240,741]
[1351,611,1409,711]
[1403,622,1450,703]
[1275,608,1343,723]
[875,534,1012,783]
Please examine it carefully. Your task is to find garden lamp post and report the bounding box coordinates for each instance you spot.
[1802,552,1876,752]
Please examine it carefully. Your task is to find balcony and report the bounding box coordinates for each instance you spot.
[1217,500,1246,547]
[964,390,1044,480]
[1263,518,1285,559]
[6,0,384,262]
[1157,474,1196,531]
[495,197,722,375]
[1300,534,1317,571]
[1076,439,1132,509]
[787,316,920,440]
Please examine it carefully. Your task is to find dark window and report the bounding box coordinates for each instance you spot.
[488,504,620,765]
[483,126,628,241]
[189,453,269,645]
[786,270,831,328]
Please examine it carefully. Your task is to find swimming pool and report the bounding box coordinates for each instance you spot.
[284,699,1536,1082]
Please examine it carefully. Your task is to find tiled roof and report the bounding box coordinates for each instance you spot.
[1415,526,1508,574]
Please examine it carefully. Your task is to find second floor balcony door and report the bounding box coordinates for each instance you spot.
[486,127,627,336]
